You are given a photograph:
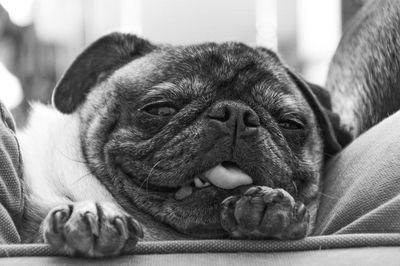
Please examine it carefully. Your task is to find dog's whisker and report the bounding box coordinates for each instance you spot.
[322,151,339,158]
[145,161,163,199]
[292,181,298,194]
[71,172,92,185]
[138,177,149,190]
[55,147,86,164]
[138,160,162,195]
[316,191,339,200]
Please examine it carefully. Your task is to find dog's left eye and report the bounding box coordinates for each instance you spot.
[278,119,304,130]
[141,102,178,117]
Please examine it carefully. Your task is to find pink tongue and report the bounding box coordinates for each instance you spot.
[203,163,253,189]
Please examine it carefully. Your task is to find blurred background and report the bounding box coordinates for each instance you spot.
[0,0,365,127]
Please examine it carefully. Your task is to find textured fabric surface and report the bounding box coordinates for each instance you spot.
[0,234,399,257]
[0,102,24,244]
[1,247,400,266]
[314,110,400,235]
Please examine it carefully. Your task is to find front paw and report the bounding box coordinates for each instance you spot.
[43,201,143,257]
[221,186,309,240]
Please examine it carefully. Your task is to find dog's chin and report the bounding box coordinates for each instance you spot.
[159,186,233,238]
[126,173,250,238]
[115,157,301,237]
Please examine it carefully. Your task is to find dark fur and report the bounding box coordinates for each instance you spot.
[327,0,400,137]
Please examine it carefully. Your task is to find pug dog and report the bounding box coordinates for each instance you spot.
[17,33,349,257]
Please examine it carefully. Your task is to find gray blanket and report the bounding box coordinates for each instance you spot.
[0,102,23,245]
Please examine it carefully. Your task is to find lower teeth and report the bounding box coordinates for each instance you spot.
[174,176,212,201]
[174,186,193,200]
[194,177,211,188]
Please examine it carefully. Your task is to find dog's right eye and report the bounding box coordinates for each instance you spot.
[278,119,304,130]
[140,102,178,117]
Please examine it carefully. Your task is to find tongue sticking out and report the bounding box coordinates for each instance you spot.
[203,162,253,189]
[174,162,253,201]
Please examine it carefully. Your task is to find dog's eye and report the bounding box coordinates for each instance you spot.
[141,102,178,117]
[278,119,304,130]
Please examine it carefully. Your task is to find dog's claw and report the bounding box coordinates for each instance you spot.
[243,186,260,196]
[220,186,309,240]
[127,216,144,239]
[52,209,70,234]
[84,212,100,237]
[43,201,142,257]
[294,201,307,219]
[221,196,239,208]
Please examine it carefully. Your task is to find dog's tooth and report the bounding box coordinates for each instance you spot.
[194,177,212,188]
[174,186,193,200]
[194,177,204,188]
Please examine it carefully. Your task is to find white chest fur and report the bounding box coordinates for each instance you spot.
[17,104,116,207]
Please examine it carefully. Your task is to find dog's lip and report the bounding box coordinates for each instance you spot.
[132,175,214,195]
[118,166,180,193]
[120,160,253,196]
[173,160,256,201]
[137,182,180,193]
[119,166,210,194]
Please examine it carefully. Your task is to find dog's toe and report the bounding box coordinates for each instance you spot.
[43,201,142,257]
[220,186,309,240]
[43,205,73,247]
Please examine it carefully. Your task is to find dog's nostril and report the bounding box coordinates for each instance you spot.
[244,111,260,127]
[207,102,260,129]
[207,106,230,122]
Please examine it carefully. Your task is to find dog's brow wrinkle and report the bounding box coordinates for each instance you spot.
[147,82,178,96]
[141,82,186,101]
[144,78,210,101]
[254,84,304,116]
[262,87,292,107]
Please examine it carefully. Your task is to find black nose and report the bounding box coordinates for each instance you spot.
[207,101,260,134]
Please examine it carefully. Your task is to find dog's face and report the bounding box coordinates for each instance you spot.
[53,33,348,238]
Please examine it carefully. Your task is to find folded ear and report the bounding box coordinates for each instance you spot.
[287,70,352,157]
[52,33,156,113]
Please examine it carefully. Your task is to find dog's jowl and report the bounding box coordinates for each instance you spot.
[17,33,349,257]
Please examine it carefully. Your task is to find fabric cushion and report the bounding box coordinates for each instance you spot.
[0,234,400,256]
[1,247,400,266]
[0,102,24,244]
[315,110,400,235]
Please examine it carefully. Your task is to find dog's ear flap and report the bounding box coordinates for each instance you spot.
[287,70,352,156]
[52,33,156,113]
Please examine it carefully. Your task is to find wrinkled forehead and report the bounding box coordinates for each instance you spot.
[110,43,304,105]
